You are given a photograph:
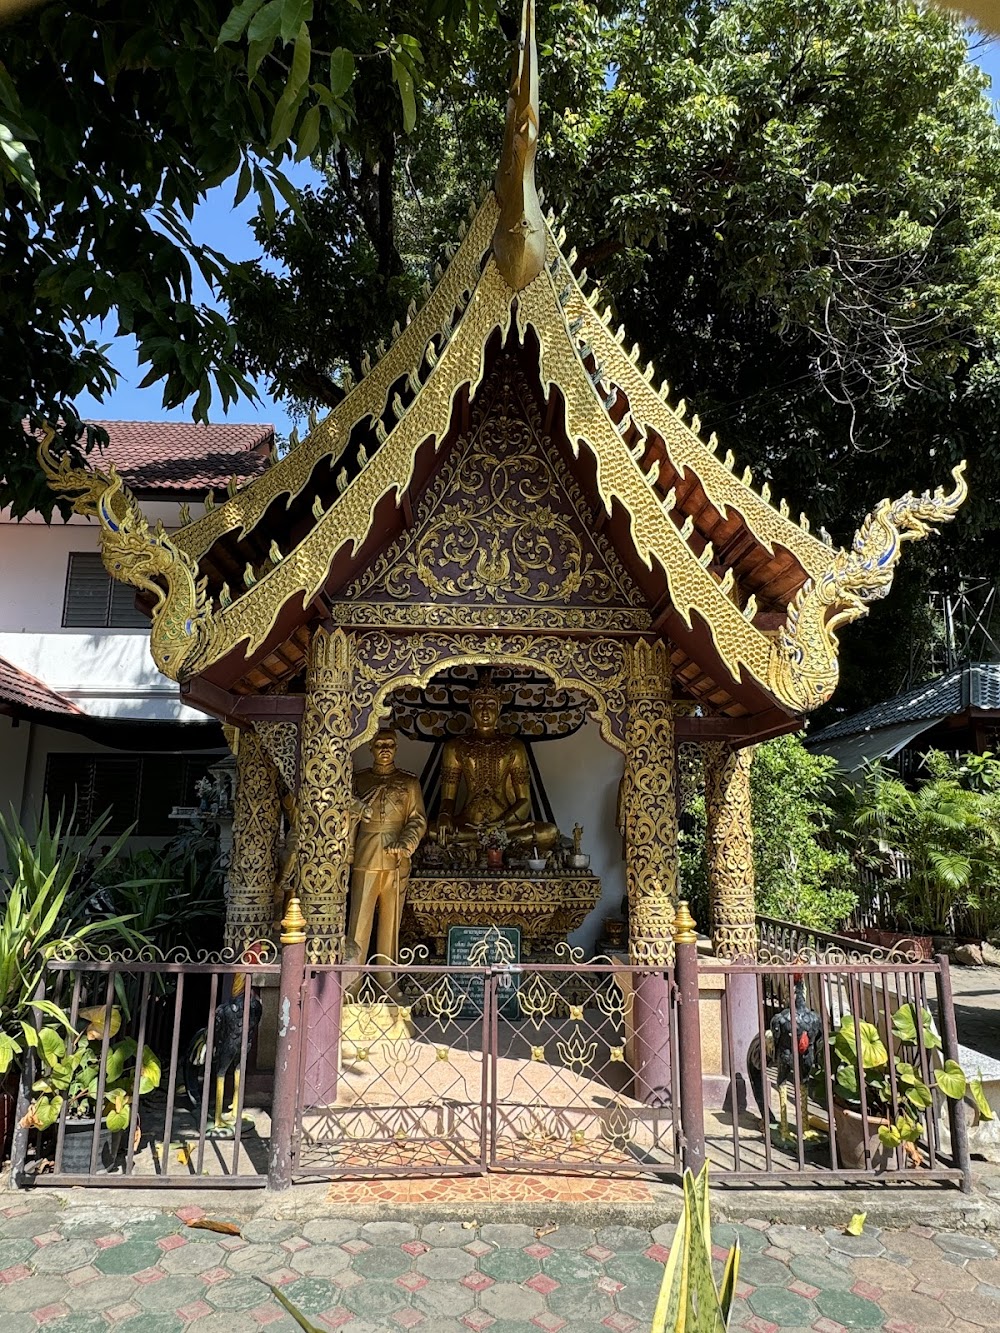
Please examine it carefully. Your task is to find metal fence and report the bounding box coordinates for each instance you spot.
[9,927,971,1192]
[289,958,680,1179]
[11,952,279,1188]
[702,955,969,1188]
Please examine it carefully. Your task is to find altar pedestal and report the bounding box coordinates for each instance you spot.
[402,871,601,958]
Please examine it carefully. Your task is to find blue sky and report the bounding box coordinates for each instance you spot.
[73,158,324,439]
[74,36,1000,440]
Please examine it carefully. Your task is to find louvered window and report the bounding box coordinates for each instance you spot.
[62,553,148,628]
[44,754,215,835]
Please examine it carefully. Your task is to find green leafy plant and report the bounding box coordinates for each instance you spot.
[651,1164,740,1332]
[850,753,1000,936]
[679,736,856,935]
[825,1003,993,1154]
[0,804,146,1079]
[22,1021,161,1133]
[90,840,225,957]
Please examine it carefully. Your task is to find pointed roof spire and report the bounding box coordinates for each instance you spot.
[492,0,545,291]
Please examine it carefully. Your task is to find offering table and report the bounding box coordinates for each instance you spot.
[401,869,601,960]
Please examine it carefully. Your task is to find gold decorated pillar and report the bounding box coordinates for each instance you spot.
[703,742,757,960]
[297,626,356,963]
[624,640,677,964]
[223,727,281,955]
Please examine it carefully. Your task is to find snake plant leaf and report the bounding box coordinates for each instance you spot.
[688,1167,721,1326]
[716,1238,741,1322]
[651,1166,739,1332]
[651,1194,687,1333]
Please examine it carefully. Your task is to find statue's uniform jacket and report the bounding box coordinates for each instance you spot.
[348,767,427,969]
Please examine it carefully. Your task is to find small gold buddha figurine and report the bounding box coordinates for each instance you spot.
[430,675,560,852]
[572,822,584,856]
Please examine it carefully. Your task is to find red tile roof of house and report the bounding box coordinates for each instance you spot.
[88,421,274,494]
[0,656,83,718]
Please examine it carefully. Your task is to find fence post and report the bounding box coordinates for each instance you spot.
[673,901,705,1174]
[267,895,308,1192]
[935,952,972,1194]
[8,978,44,1189]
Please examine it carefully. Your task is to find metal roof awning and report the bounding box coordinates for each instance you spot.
[818,716,947,776]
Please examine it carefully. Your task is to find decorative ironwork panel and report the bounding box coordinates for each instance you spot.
[293,961,491,1176]
[489,956,680,1175]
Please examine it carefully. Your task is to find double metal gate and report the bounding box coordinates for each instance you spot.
[292,959,681,1178]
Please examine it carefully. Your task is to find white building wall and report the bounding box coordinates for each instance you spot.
[0,502,203,721]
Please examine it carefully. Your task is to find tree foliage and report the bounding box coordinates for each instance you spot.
[679,734,856,934]
[849,749,1000,935]
[228,0,1000,711]
[0,0,485,517]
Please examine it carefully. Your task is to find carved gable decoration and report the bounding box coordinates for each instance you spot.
[333,361,650,632]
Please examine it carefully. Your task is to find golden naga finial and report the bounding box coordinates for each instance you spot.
[37,424,214,682]
[492,0,546,291]
[768,462,968,713]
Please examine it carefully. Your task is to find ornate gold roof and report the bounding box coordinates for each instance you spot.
[41,0,967,718]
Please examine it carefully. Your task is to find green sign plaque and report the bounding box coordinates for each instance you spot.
[446,925,521,1017]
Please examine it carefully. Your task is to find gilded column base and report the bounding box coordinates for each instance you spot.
[629,896,676,967]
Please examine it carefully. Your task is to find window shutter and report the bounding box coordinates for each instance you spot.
[62,554,111,628]
[108,579,149,629]
[44,754,96,825]
[89,758,141,834]
[44,752,225,839]
[137,756,187,836]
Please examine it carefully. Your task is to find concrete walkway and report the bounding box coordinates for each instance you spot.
[1,1193,1000,1333]
[948,962,1000,1064]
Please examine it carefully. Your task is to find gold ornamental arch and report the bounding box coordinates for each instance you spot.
[348,630,630,755]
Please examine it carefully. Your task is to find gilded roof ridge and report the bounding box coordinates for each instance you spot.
[538,227,831,578]
[516,271,774,689]
[171,195,500,562]
[492,0,545,291]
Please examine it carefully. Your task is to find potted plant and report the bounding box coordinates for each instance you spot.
[0,804,150,1160]
[478,825,510,870]
[824,1003,992,1170]
[21,1021,161,1173]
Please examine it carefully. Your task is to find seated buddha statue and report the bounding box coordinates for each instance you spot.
[430,678,560,852]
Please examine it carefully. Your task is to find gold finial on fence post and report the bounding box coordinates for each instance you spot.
[672,900,697,946]
[281,894,307,946]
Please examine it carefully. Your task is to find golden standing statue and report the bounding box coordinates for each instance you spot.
[430,678,559,851]
[348,730,427,980]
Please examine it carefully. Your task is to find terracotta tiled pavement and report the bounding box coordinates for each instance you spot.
[0,1197,999,1333]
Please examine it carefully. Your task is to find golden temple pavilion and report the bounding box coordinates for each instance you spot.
[42,0,966,975]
